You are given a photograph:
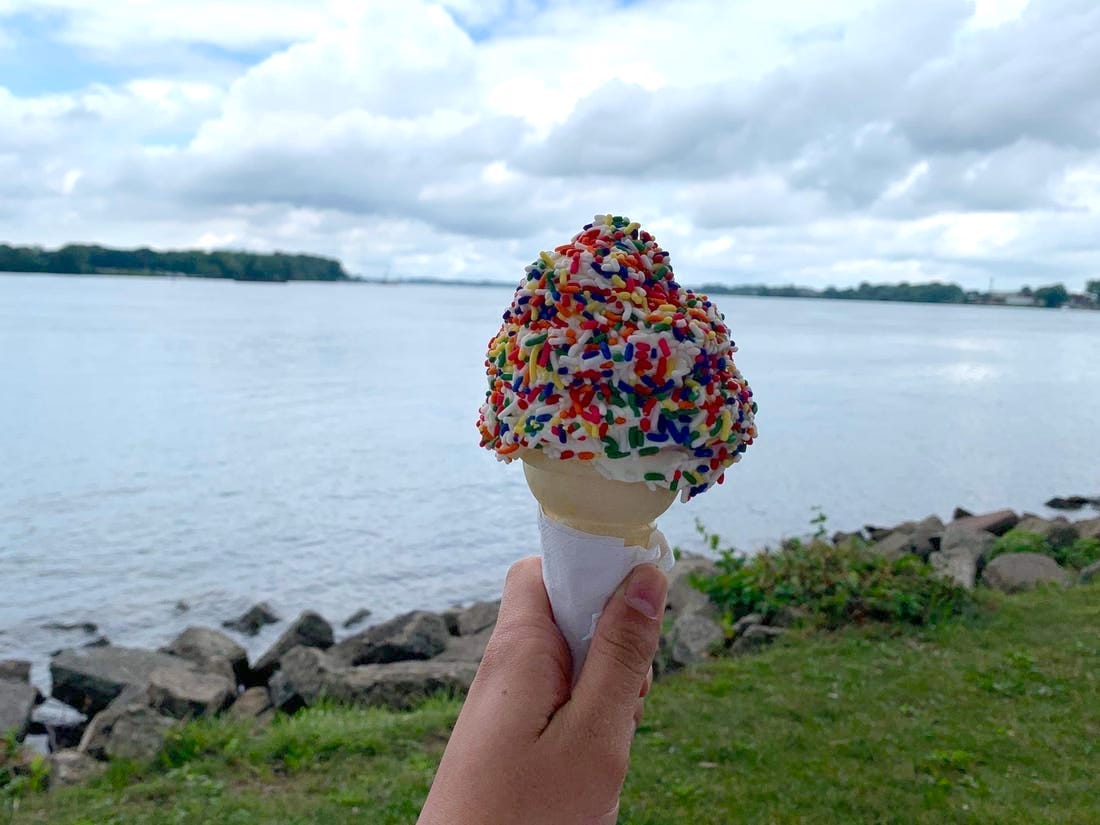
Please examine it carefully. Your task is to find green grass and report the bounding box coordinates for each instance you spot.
[8,585,1098,824]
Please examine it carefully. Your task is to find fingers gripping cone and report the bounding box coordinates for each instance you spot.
[523,452,676,676]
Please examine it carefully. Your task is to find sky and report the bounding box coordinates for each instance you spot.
[1,0,1098,289]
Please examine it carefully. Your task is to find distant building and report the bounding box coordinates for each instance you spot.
[1067,293,1098,309]
[991,292,1036,306]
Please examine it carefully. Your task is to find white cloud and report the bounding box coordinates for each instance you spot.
[0,0,1098,290]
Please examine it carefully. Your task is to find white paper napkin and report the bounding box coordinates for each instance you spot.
[538,508,675,681]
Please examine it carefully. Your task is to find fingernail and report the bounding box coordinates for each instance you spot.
[623,564,667,621]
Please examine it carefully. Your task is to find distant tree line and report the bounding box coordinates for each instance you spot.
[708,280,1099,309]
[0,244,349,281]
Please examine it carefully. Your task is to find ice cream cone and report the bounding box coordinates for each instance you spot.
[522,451,676,549]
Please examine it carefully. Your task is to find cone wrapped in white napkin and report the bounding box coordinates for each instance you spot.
[524,452,675,675]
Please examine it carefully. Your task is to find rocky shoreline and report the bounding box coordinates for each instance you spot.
[2,502,1098,789]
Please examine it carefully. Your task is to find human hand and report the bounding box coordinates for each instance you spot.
[418,557,669,825]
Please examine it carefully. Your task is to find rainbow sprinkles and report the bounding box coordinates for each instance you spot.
[477,214,757,501]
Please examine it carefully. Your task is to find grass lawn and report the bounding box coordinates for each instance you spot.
[7,583,1098,824]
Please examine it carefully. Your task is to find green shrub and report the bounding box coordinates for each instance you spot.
[690,521,973,631]
[990,530,1100,571]
[1057,537,1100,571]
[989,530,1050,560]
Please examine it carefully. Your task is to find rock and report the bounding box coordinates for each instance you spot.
[732,613,764,637]
[832,531,861,546]
[453,601,500,637]
[0,679,37,740]
[0,660,31,683]
[982,553,1072,593]
[953,509,1019,537]
[952,507,974,520]
[871,516,946,561]
[48,749,106,788]
[865,522,913,543]
[335,661,478,711]
[148,666,234,720]
[730,625,786,654]
[1074,518,1100,541]
[161,627,250,685]
[50,646,196,717]
[270,647,476,712]
[1080,560,1100,584]
[251,610,334,684]
[222,602,280,636]
[77,685,149,759]
[268,647,331,712]
[665,555,719,618]
[928,523,997,589]
[103,706,176,762]
[331,611,449,666]
[29,699,87,750]
[667,612,724,668]
[174,601,190,614]
[441,610,461,636]
[773,605,812,628]
[342,608,374,629]
[1013,516,1079,549]
[228,687,273,720]
[42,622,98,635]
[435,626,494,664]
[1046,495,1099,511]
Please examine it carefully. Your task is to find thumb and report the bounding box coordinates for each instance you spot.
[568,563,668,734]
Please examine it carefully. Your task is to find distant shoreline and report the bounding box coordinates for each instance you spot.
[6,268,1099,312]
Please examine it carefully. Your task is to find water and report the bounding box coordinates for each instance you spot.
[2,274,1098,681]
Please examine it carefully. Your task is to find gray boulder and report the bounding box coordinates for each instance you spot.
[954,509,1019,537]
[452,601,500,637]
[30,699,88,750]
[78,685,150,759]
[730,625,786,654]
[343,608,373,630]
[665,554,718,618]
[270,647,476,712]
[982,553,1072,593]
[0,679,37,740]
[832,531,861,547]
[0,660,31,683]
[228,687,273,721]
[50,646,195,717]
[252,611,334,684]
[148,666,234,720]
[1080,560,1100,584]
[1074,518,1100,541]
[48,749,106,788]
[222,602,279,636]
[667,612,724,668]
[103,706,177,762]
[160,627,250,685]
[871,516,944,562]
[332,661,478,711]
[331,611,449,666]
[952,507,974,520]
[732,613,764,637]
[1013,516,1079,549]
[929,523,997,589]
[1045,495,1098,510]
[435,626,494,664]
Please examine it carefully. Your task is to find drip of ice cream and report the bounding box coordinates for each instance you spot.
[477,214,756,502]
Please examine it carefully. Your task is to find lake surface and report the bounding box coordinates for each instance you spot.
[2,274,1098,680]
